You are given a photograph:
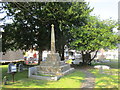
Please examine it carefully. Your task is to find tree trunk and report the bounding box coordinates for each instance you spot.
[81,50,99,65]
[81,51,86,65]
[38,50,42,65]
[81,51,91,65]
[59,50,62,58]
[61,45,64,61]
[88,50,98,64]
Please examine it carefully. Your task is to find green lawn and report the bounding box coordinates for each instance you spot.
[91,61,119,69]
[89,69,119,88]
[90,61,119,88]
[1,61,119,89]
[1,65,85,88]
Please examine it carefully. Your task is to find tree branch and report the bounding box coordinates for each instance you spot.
[91,50,99,61]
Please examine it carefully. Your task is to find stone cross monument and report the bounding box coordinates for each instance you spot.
[29,24,74,81]
[51,24,55,53]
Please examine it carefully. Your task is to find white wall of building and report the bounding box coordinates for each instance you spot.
[92,49,118,60]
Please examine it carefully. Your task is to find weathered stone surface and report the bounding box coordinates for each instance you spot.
[40,53,61,66]
[29,50,74,80]
[28,24,74,81]
[60,64,71,72]
[28,67,37,77]
[36,63,72,76]
[30,75,62,81]
[51,24,55,53]
[60,61,66,65]
[94,65,110,69]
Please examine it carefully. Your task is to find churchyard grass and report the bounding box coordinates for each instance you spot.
[109,59,118,62]
[89,69,119,88]
[90,61,119,88]
[91,60,119,69]
[1,61,119,88]
[1,65,28,82]
[1,65,85,88]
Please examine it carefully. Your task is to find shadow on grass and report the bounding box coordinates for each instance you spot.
[12,78,49,88]
[91,61,119,69]
[1,65,85,88]
[89,69,119,88]
[12,70,85,88]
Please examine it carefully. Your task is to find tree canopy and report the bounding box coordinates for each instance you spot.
[70,16,118,64]
[2,2,92,62]
[1,2,118,65]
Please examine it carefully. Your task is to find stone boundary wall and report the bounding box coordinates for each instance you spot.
[1,50,24,60]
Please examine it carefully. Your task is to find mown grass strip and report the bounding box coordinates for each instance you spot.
[1,65,85,88]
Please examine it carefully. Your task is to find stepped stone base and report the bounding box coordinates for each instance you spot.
[28,53,74,81]
[29,68,74,81]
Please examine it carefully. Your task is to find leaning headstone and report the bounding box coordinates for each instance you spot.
[18,64,23,72]
[7,63,14,73]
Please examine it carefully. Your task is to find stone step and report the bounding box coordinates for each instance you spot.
[60,61,65,65]
[37,66,53,67]
[37,71,55,75]
[37,68,74,76]
[30,75,62,81]
[60,64,69,68]
[37,64,72,73]
[60,64,71,72]
[37,65,74,74]
[30,68,74,81]
[62,68,75,76]
[40,61,60,66]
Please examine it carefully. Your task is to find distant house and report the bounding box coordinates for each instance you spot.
[92,48,118,60]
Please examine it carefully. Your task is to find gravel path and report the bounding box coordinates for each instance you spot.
[72,65,95,88]
[80,69,95,88]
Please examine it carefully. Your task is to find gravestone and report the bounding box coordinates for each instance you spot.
[18,64,23,72]
[29,24,74,81]
[11,65,17,73]
[7,63,14,73]
[94,65,110,69]
[7,63,17,83]
[94,65,110,74]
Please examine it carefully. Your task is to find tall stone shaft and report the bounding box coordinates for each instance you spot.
[51,24,55,53]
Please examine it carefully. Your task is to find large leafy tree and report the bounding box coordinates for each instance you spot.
[70,16,118,65]
[2,2,92,63]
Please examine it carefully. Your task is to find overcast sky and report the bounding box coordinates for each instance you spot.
[0,0,119,25]
[0,1,119,33]
[1,0,119,20]
[85,0,119,21]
